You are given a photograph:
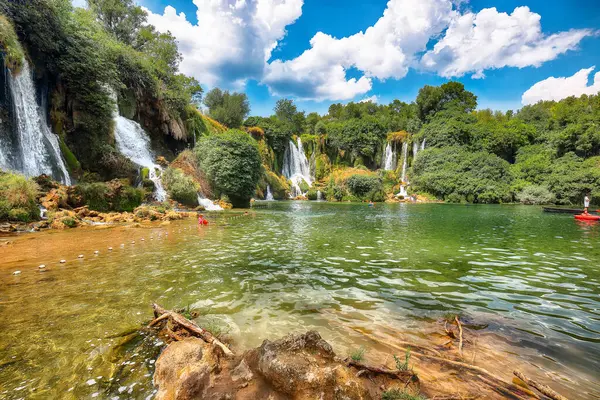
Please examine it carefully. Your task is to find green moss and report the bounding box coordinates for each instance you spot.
[73,181,143,212]
[298,179,310,194]
[315,154,331,180]
[140,167,150,181]
[263,169,290,200]
[59,137,81,175]
[306,189,318,200]
[162,167,199,207]
[381,390,426,400]
[62,217,77,228]
[0,15,25,74]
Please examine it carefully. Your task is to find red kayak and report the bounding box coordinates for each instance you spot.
[575,214,600,221]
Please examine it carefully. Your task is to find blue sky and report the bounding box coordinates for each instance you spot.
[133,0,600,116]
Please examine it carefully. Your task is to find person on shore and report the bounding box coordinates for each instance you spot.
[198,213,208,226]
[584,194,590,214]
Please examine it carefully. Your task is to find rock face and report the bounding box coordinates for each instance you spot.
[153,331,379,400]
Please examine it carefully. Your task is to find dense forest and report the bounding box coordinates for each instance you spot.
[1,0,599,224]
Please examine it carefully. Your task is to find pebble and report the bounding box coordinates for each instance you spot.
[60,260,66,263]
[38,264,46,269]
[13,270,21,275]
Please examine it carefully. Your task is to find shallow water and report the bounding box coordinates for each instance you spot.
[1,202,599,399]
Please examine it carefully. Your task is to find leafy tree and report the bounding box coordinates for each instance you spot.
[195,130,261,207]
[416,82,477,122]
[88,0,146,46]
[204,88,250,128]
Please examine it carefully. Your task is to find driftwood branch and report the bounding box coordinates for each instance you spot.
[151,303,234,356]
[513,370,569,400]
[455,316,463,357]
[345,359,417,381]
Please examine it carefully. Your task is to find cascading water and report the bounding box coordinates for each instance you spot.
[113,116,167,202]
[1,59,71,184]
[108,88,166,202]
[382,142,397,171]
[197,193,223,211]
[397,142,409,197]
[412,141,419,160]
[282,138,312,198]
[265,185,274,201]
[420,139,426,150]
[316,190,322,201]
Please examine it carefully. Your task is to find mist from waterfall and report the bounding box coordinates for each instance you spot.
[382,142,397,171]
[282,137,312,197]
[0,59,71,184]
[197,193,223,210]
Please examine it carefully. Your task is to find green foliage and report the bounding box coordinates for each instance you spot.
[59,137,81,175]
[517,185,555,205]
[0,171,40,222]
[195,130,261,207]
[349,346,365,362]
[416,81,477,122]
[0,14,24,73]
[412,147,513,203]
[315,154,332,180]
[346,175,383,198]
[327,116,387,165]
[74,180,143,212]
[204,88,250,128]
[162,167,199,207]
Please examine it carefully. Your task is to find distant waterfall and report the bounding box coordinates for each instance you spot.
[420,139,426,150]
[399,142,408,182]
[316,190,323,201]
[382,142,397,171]
[110,89,166,202]
[282,137,312,197]
[265,184,274,201]
[1,59,71,184]
[412,140,419,160]
[197,193,223,210]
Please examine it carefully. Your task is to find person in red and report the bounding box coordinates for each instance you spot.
[198,213,208,226]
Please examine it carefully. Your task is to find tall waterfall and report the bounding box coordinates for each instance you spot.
[420,139,426,150]
[197,193,223,210]
[282,137,312,197]
[113,111,167,202]
[1,59,71,184]
[412,140,419,160]
[265,184,274,201]
[382,142,397,171]
[399,142,408,182]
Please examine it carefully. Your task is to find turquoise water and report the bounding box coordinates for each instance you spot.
[0,202,599,399]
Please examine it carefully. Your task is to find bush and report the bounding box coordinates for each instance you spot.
[517,185,555,205]
[162,167,199,207]
[306,189,318,200]
[0,15,24,73]
[0,172,40,222]
[73,180,143,212]
[346,175,382,197]
[195,130,261,207]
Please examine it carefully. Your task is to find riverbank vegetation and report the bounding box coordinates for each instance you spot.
[0,0,599,227]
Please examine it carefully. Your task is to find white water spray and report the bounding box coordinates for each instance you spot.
[197,193,223,210]
[382,142,397,171]
[265,184,274,201]
[3,59,71,184]
[316,190,323,201]
[282,137,312,197]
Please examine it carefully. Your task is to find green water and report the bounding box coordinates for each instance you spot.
[1,202,600,399]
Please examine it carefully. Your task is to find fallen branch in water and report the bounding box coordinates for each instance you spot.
[345,358,417,381]
[513,370,569,400]
[150,303,234,356]
[455,316,463,358]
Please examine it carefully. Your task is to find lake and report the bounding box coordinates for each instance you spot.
[1,202,599,399]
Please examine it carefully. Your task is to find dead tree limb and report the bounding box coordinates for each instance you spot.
[455,316,464,357]
[345,359,417,381]
[151,303,234,356]
[513,370,569,400]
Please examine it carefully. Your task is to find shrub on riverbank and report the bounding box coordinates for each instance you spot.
[73,180,143,212]
[162,167,199,207]
[0,172,40,222]
[195,130,261,207]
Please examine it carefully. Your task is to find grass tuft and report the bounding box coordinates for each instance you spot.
[349,346,366,362]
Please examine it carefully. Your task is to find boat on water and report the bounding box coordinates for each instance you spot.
[542,207,586,214]
[575,214,600,221]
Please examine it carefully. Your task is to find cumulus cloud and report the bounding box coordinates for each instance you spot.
[144,0,303,87]
[522,67,600,105]
[359,95,379,103]
[263,0,455,100]
[421,6,592,78]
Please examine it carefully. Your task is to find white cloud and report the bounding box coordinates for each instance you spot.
[522,67,600,105]
[421,6,592,78]
[263,0,456,100]
[359,95,379,103]
[144,0,303,88]
[71,0,86,8]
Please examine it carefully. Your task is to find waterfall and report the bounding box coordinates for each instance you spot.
[114,116,167,202]
[420,139,426,151]
[108,88,166,202]
[282,137,312,198]
[412,140,419,160]
[382,142,397,171]
[197,193,223,211]
[265,184,274,201]
[1,59,71,184]
[399,142,408,182]
[316,190,322,201]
